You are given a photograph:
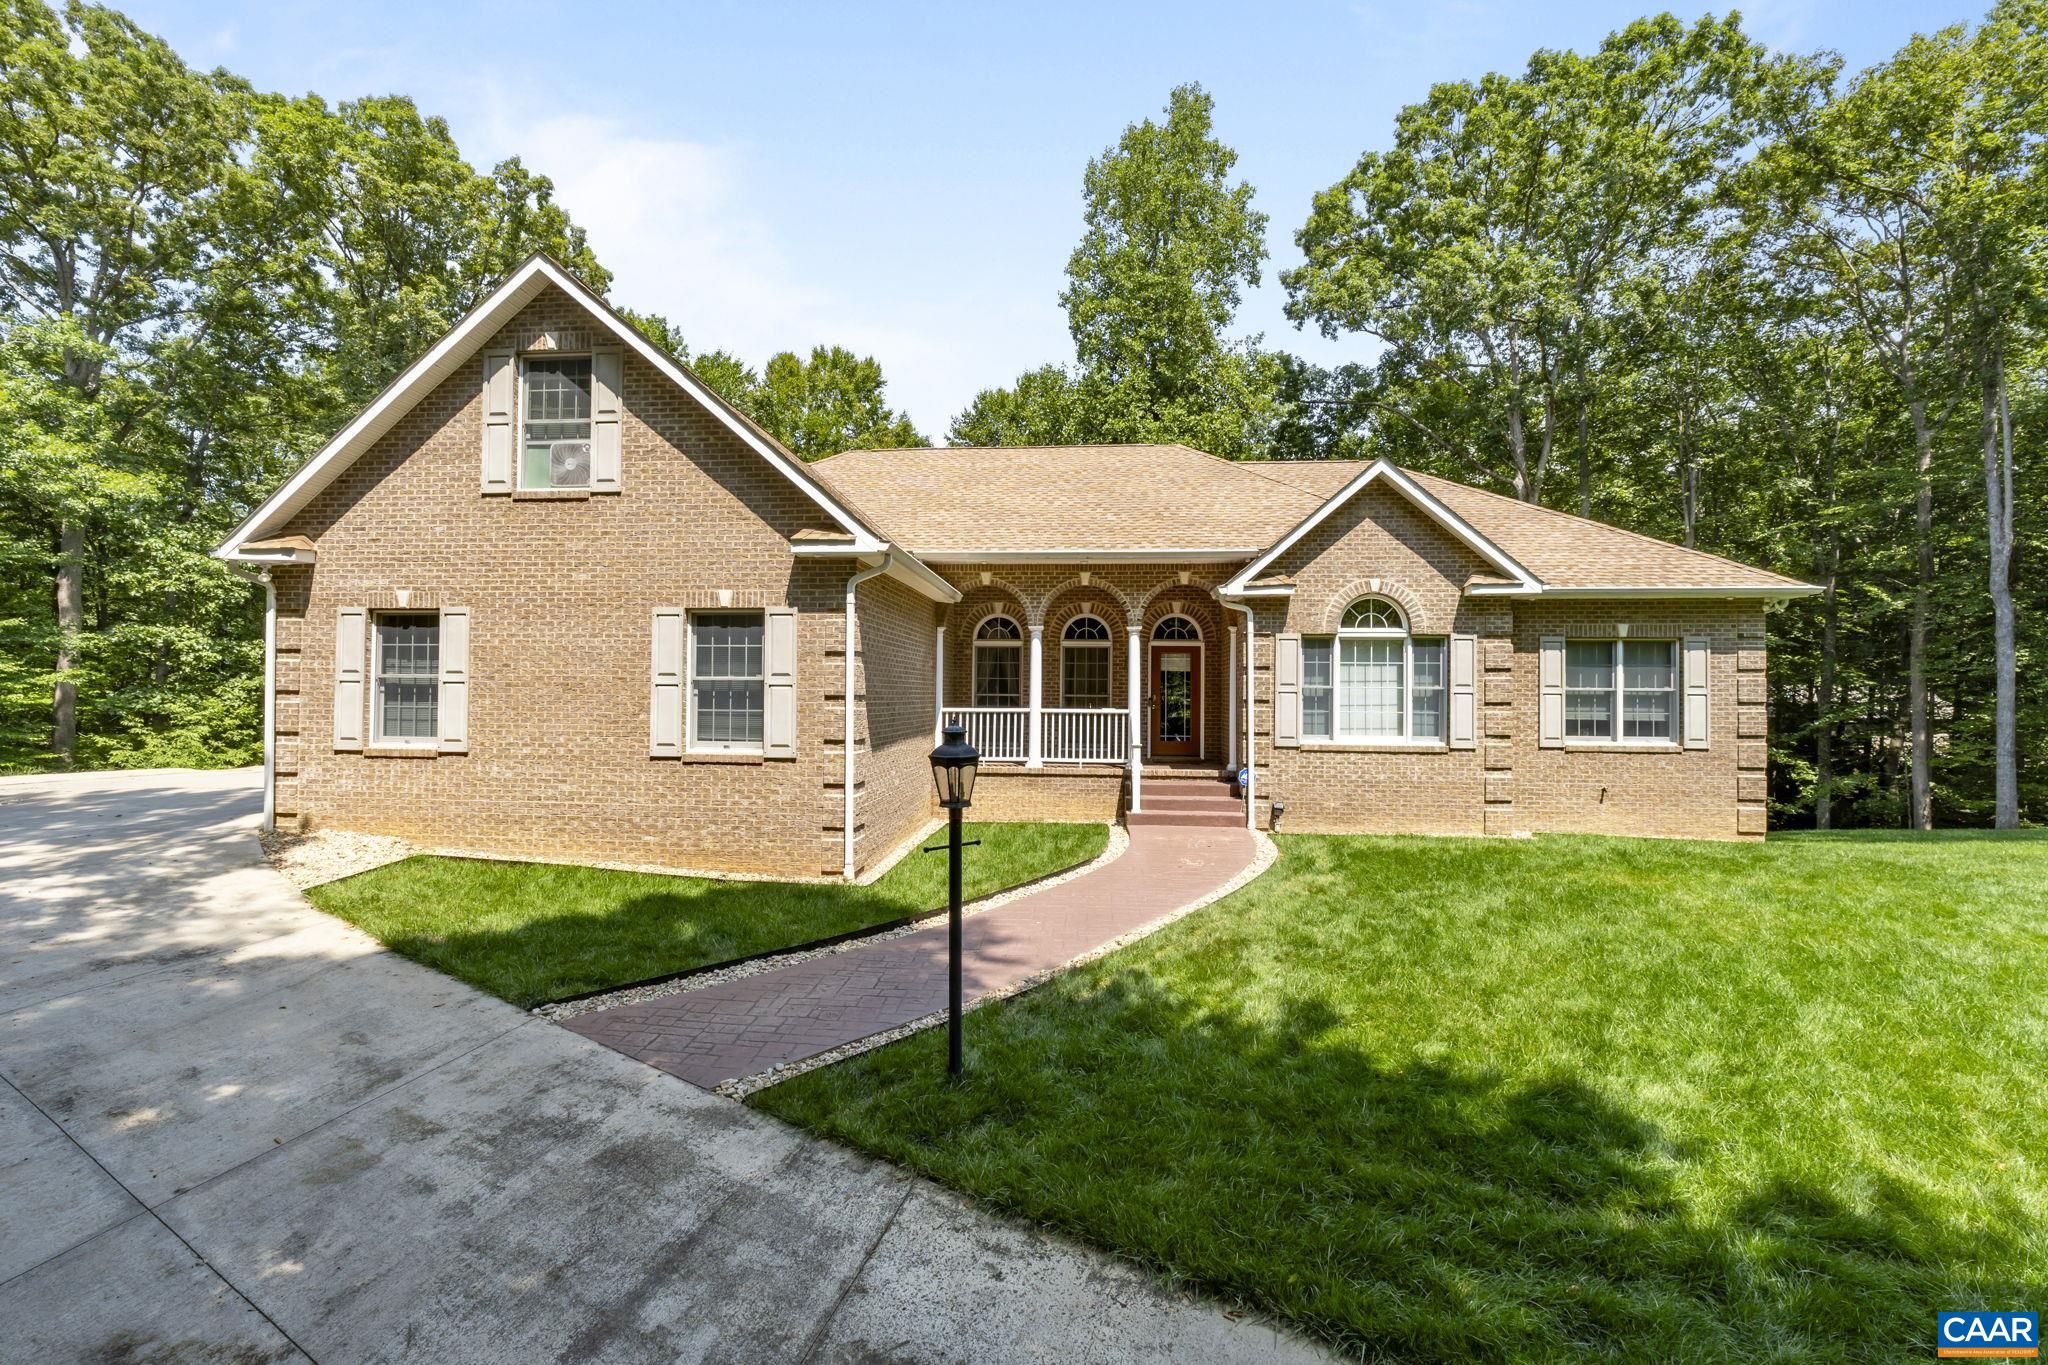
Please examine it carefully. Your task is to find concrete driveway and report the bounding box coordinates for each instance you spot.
[0,768,1322,1364]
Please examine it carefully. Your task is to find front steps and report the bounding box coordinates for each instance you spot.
[1127,769,1245,829]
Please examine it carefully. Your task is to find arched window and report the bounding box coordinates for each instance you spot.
[1302,596,1446,742]
[1060,615,1112,707]
[973,615,1023,707]
[1152,615,1201,641]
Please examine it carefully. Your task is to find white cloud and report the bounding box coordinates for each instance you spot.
[468,93,1063,438]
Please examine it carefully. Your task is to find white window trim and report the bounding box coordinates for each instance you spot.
[370,610,441,748]
[1151,614,1203,642]
[1302,597,1448,746]
[686,609,767,754]
[516,352,595,492]
[1059,615,1114,707]
[972,614,1025,708]
[1563,638,1681,747]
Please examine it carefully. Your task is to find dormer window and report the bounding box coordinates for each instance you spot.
[521,355,593,489]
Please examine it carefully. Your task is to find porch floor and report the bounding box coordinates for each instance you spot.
[560,823,1260,1089]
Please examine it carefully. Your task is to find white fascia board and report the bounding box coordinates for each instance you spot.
[214,255,886,558]
[1504,584,1822,600]
[1220,459,1540,597]
[914,548,1263,565]
[792,541,960,603]
[219,547,318,566]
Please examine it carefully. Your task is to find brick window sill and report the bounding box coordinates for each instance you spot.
[1300,741,1451,754]
[669,751,767,765]
[362,746,440,759]
[511,488,593,501]
[1560,742,1684,754]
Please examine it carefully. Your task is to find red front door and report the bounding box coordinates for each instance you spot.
[1150,645,1201,758]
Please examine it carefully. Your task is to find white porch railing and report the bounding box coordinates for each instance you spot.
[941,707,1129,765]
[944,707,1030,762]
[1041,708,1128,763]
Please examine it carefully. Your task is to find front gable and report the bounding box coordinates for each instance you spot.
[1266,480,1497,635]
[215,254,884,564]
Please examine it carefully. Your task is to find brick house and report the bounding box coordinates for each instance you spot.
[216,256,1818,880]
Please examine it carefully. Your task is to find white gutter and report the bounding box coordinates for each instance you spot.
[225,564,278,832]
[915,548,1262,565]
[843,551,893,878]
[1220,597,1256,830]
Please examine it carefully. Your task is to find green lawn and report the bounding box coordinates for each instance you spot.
[753,830,2048,1362]
[307,820,1106,1007]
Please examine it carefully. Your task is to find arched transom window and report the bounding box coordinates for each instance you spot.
[973,615,1023,707]
[1060,615,1113,707]
[1302,596,1446,742]
[1152,615,1201,641]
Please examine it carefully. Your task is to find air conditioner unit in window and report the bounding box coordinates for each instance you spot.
[549,440,592,488]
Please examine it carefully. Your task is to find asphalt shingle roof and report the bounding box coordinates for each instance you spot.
[811,444,1809,592]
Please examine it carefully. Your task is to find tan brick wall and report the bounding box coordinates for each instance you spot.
[273,285,865,877]
[968,767,1125,823]
[1239,483,1769,841]
[853,576,942,873]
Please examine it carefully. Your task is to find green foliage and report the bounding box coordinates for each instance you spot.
[308,821,1107,1006]
[958,83,1283,458]
[749,345,927,459]
[759,828,2048,1359]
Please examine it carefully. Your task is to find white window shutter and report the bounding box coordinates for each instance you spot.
[481,350,515,494]
[1449,633,1477,749]
[1538,635,1566,748]
[438,607,470,753]
[1683,635,1711,749]
[764,606,797,758]
[591,348,623,492]
[334,608,366,750]
[651,610,684,757]
[1274,633,1301,749]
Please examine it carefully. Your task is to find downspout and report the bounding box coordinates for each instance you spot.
[843,550,894,879]
[226,564,278,833]
[1221,597,1255,830]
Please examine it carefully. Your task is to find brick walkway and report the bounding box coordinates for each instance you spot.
[562,824,1259,1088]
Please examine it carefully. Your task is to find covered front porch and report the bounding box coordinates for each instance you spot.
[922,563,1252,816]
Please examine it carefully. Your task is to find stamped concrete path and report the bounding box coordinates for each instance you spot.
[565,823,1260,1088]
[0,768,1319,1364]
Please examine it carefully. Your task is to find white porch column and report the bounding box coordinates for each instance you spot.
[1026,625,1045,767]
[1126,626,1143,813]
[933,624,946,744]
[1226,625,1239,771]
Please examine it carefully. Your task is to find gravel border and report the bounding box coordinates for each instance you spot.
[535,823,1130,1024]
[711,828,1279,1100]
[260,828,416,889]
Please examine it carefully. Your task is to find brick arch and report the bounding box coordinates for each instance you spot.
[1317,577,1433,634]
[1137,588,1222,641]
[1043,585,1129,640]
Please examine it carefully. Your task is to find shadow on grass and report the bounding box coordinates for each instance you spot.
[1776,826,2047,844]
[758,976,2039,1362]
[310,822,1108,1007]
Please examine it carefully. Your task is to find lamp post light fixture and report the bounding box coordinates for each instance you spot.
[927,722,980,1078]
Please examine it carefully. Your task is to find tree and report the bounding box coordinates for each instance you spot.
[959,83,1281,457]
[749,346,926,459]
[1287,15,1814,501]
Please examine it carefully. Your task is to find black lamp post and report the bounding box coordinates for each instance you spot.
[928,722,980,1077]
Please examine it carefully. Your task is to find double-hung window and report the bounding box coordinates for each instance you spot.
[973,616,1023,707]
[1301,596,1447,743]
[521,355,593,490]
[1060,616,1112,707]
[690,611,764,751]
[1565,639,1678,742]
[373,613,440,744]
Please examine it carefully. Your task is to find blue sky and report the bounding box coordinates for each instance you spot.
[132,0,1972,435]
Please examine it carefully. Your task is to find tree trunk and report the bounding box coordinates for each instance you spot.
[1575,399,1592,519]
[1816,549,1839,830]
[1988,353,2019,828]
[53,521,84,766]
[1905,384,1935,831]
